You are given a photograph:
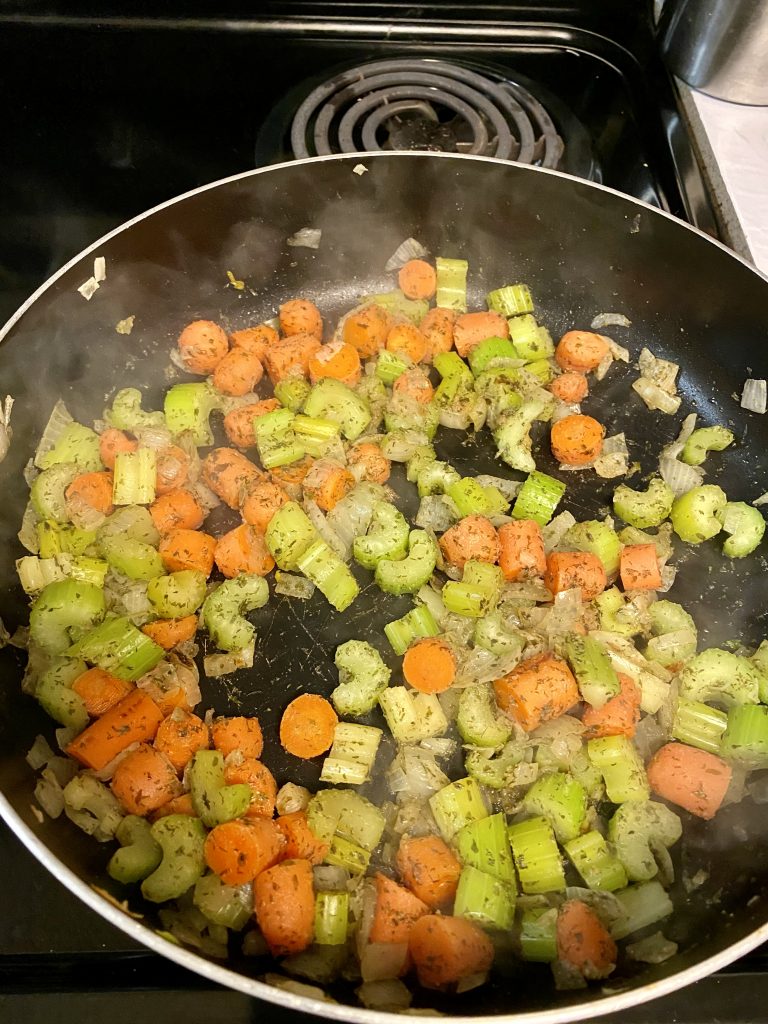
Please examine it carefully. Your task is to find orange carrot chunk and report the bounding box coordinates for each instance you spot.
[582,674,641,740]
[211,716,264,759]
[241,479,290,532]
[65,471,114,515]
[647,742,732,820]
[202,447,263,509]
[498,520,547,581]
[214,523,275,578]
[230,323,279,362]
[555,330,610,373]
[223,399,281,449]
[409,915,494,990]
[550,413,604,465]
[494,653,580,732]
[386,322,428,364]
[398,259,437,301]
[254,858,315,957]
[153,709,210,773]
[370,872,430,944]
[205,817,285,885]
[177,320,229,375]
[420,306,456,359]
[619,543,663,591]
[149,489,205,534]
[158,528,216,576]
[66,690,164,771]
[275,811,329,864]
[346,442,391,485]
[557,899,617,980]
[280,694,338,759]
[308,340,362,387]
[396,835,462,910]
[154,445,190,495]
[549,371,589,403]
[72,667,134,717]
[439,515,500,571]
[342,303,390,359]
[225,757,277,819]
[453,311,509,358]
[264,332,322,384]
[150,792,197,821]
[392,366,434,405]
[99,428,138,470]
[110,743,181,816]
[279,298,323,340]
[141,615,199,651]
[212,346,264,397]
[403,637,456,694]
[545,551,606,601]
[302,459,355,512]
[270,455,314,493]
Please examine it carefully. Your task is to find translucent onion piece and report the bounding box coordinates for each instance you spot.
[661,413,698,462]
[115,316,135,335]
[26,734,55,770]
[34,400,73,469]
[92,741,140,781]
[420,736,456,758]
[313,865,350,892]
[591,312,632,330]
[386,746,449,801]
[544,587,583,637]
[638,348,679,394]
[303,498,349,561]
[564,887,626,930]
[594,352,614,382]
[187,479,221,515]
[287,227,322,249]
[552,400,581,424]
[595,433,629,479]
[741,378,767,414]
[34,772,65,818]
[454,645,523,687]
[384,237,428,272]
[753,492,768,507]
[0,395,13,464]
[543,510,577,553]
[658,564,677,593]
[203,642,256,678]
[65,491,108,531]
[626,931,678,964]
[136,425,173,450]
[473,475,521,501]
[77,277,99,300]
[275,782,311,816]
[275,572,316,600]
[415,494,459,533]
[659,454,704,497]
[605,337,630,362]
[326,482,387,552]
[633,377,681,415]
[633,713,669,762]
[357,979,412,1011]
[93,256,106,282]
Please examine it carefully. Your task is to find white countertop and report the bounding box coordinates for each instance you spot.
[689,90,768,276]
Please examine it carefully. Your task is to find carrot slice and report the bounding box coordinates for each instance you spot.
[549,372,589,403]
[177,319,229,374]
[308,341,362,387]
[110,743,181,816]
[270,455,314,493]
[619,543,662,591]
[370,872,430,944]
[302,460,355,512]
[544,551,606,601]
[647,742,732,820]
[396,835,461,910]
[392,366,434,405]
[557,900,617,980]
[409,915,494,990]
[66,690,164,770]
[225,758,277,818]
[550,413,604,465]
[453,311,508,358]
[65,471,114,515]
[153,709,210,773]
[204,817,285,885]
[230,323,279,362]
[279,298,323,340]
[582,674,641,739]
[150,792,197,821]
[439,515,500,571]
[275,810,329,864]
[214,523,275,578]
[99,428,137,470]
[149,489,205,534]
[264,332,322,384]
[342,303,390,359]
[398,259,437,301]
[202,447,263,509]
[386,322,428,364]
[555,330,609,373]
[154,445,190,495]
[211,716,264,759]
[141,615,199,651]
[253,858,315,957]
[241,479,290,532]
[403,637,456,694]
[280,694,338,759]
[498,519,546,581]
[212,346,264,397]
[494,653,580,732]
[420,306,456,359]
[72,667,134,717]
[158,528,216,576]
[223,399,281,449]
[346,442,391,485]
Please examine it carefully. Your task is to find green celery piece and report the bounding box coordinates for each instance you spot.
[468,336,519,376]
[100,537,164,581]
[435,257,468,312]
[202,574,269,652]
[594,587,643,638]
[384,604,440,656]
[563,519,621,578]
[29,579,106,655]
[670,484,727,544]
[106,388,165,434]
[473,612,525,658]
[650,600,696,636]
[63,774,124,842]
[320,722,382,786]
[297,540,359,612]
[112,448,157,506]
[752,641,768,703]
[456,812,515,882]
[717,501,766,557]
[417,460,461,498]
[164,382,219,446]
[375,530,437,596]
[508,816,565,894]
[465,740,526,790]
[35,658,89,729]
[31,463,79,522]
[378,687,448,743]
[564,831,628,892]
[265,501,319,570]
[454,865,516,931]
[487,283,533,318]
[524,357,554,383]
[565,634,620,708]
[254,407,305,470]
[306,788,385,851]
[294,415,342,457]
[608,800,682,882]
[443,560,503,619]
[493,396,551,474]
[519,907,558,961]
[188,749,252,826]
[457,683,513,747]
[512,471,565,526]
[613,478,674,529]
[384,392,440,440]
[193,873,252,930]
[678,648,761,708]
[681,425,735,467]
[67,615,165,681]
[147,569,208,618]
[331,640,391,717]
[108,815,163,884]
[352,501,409,570]
[98,506,160,547]
[720,704,768,766]
[672,697,727,752]
[446,477,498,518]
[587,735,650,803]
[325,835,370,875]
[314,891,349,945]
[376,349,410,384]
[303,378,371,441]
[38,422,102,473]
[38,521,98,558]
[611,881,673,940]
[142,815,207,903]
[274,376,311,412]
[366,289,429,324]
[522,772,587,844]
[406,444,437,483]
[433,351,472,385]
[429,777,487,840]
[646,629,698,668]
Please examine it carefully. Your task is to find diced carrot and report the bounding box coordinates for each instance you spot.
[212,346,264,397]
[140,684,189,717]
[386,322,427,364]
[555,330,610,373]
[223,398,281,449]
[398,259,437,301]
[66,690,164,771]
[619,543,662,591]
[241,479,290,531]
[202,447,263,509]
[550,413,604,465]
[582,674,641,739]
[150,792,197,821]
[253,858,315,957]
[409,915,494,990]
[392,366,434,405]
[212,716,264,759]
[498,519,546,581]
[403,637,456,694]
[205,817,286,886]
[557,900,617,980]
[453,311,508,358]
[65,471,114,515]
[99,428,137,470]
[308,340,362,387]
[280,693,338,759]
[149,488,205,534]
[275,810,329,864]
[177,319,229,375]
[158,528,216,576]
[141,615,199,651]
[396,835,462,910]
[420,306,456,360]
[110,743,181,816]
[230,323,279,362]
[494,653,580,732]
[214,523,275,578]
[279,298,323,340]
[347,442,391,485]
[343,303,390,359]
[647,742,732,820]
[153,708,210,773]
[270,455,314,494]
[225,757,277,818]
[549,372,589,403]
[264,332,322,384]
[545,551,606,601]
[370,872,430,944]
[154,445,190,495]
[72,667,134,717]
[439,515,500,571]
[302,459,355,512]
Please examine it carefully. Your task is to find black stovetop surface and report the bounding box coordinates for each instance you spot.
[0,6,761,1022]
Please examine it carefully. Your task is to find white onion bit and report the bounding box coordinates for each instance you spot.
[93,256,106,282]
[384,237,428,272]
[591,312,632,329]
[287,227,322,249]
[741,378,767,414]
[77,277,99,300]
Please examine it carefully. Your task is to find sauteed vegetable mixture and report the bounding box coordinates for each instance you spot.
[16,250,768,1009]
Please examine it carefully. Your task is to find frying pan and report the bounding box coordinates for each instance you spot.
[1,152,768,1022]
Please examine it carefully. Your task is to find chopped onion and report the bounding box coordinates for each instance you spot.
[415,494,459,533]
[115,316,135,335]
[303,498,348,561]
[455,645,523,687]
[136,425,173,450]
[658,564,677,593]
[741,378,767,414]
[605,336,630,362]
[313,865,349,891]
[26,734,55,770]
[18,502,39,554]
[77,277,99,300]
[204,642,255,678]
[594,352,614,382]
[544,587,583,637]
[360,942,409,984]
[659,454,704,496]
[565,887,625,931]
[638,348,679,394]
[626,931,678,964]
[415,584,449,628]
[595,432,629,479]
[55,725,79,751]
[591,312,632,330]
[723,764,747,806]
[287,227,322,249]
[473,474,521,501]
[275,572,315,600]
[65,491,108,531]
[187,479,221,515]
[420,736,456,758]
[633,377,681,414]
[92,741,140,781]
[384,237,428,272]
[357,979,412,1011]
[275,782,310,816]
[386,746,449,801]
[353,163,368,175]
[456,972,489,994]
[532,716,584,764]
[0,394,13,464]
[34,400,73,470]
[753,492,768,507]
[34,771,65,818]
[379,428,429,462]
[542,510,577,553]
[327,481,387,552]
[93,256,106,282]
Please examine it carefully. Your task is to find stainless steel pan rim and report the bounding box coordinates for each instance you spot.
[2,150,767,1022]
